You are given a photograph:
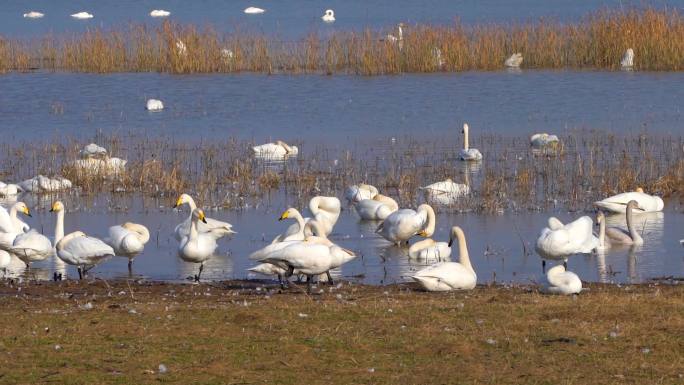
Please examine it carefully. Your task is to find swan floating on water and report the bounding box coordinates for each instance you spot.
[420,178,469,206]
[377,203,435,245]
[459,123,483,161]
[602,200,644,246]
[105,223,150,271]
[345,184,378,203]
[322,9,335,22]
[386,23,405,43]
[621,48,634,69]
[146,99,164,111]
[71,12,93,19]
[411,226,476,291]
[354,194,398,221]
[541,264,582,295]
[178,208,217,282]
[23,11,44,19]
[252,141,298,159]
[595,211,612,250]
[150,9,171,17]
[536,215,598,264]
[244,7,265,14]
[173,193,235,241]
[504,53,523,68]
[530,133,560,148]
[594,188,663,214]
[18,175,72,193]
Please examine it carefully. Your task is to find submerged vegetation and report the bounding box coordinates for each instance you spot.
[0,131,682,214]
[2,9,684,74]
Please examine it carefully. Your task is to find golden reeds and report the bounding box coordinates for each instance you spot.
[2,9,684,74]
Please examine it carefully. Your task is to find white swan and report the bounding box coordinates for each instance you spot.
[244,7,265,14]
[432,47,445,68]
[105,223,150,270]
[255,221,355,292]
[8,230,53,267]
[18,175,72,193]
[344,184,379,203]
[504,53,523,68]
[80,143,108,158]
[322,9,335,22]
[603,200,644,246]
[541,264,582,295]
[0,202,30,234]
[309,196,341,236]
[176,40,187,56]
[252,140,298,159]
[71,157,127,177]
[173,194,235,241]
[150,9,171,17]
[23,11,44,19]
[51,201,114,278]
[420,178,469,205]
[459,123,483,161]
[354,194,398,220]
[71,12,93,19]
[146,99,164,111]
[411,226,476,291]
[377,204,436,245]
[594,188,663,214]
[530,133,560,148]
[408,238,450,261]
[178,208,217,281]
[0,182,21,196]
[621,48,634,69]
[386,23,405,43]
[536,216,598,263]
[271,208,310,243]
[221,48,234,60]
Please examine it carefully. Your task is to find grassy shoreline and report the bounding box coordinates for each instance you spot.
[3,8,684,74]
[0,279,682,384]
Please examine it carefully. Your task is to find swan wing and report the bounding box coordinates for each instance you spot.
[259,243,331,275]
[10,230,52,260]
[0,206,14,233]
[63,236,114,265]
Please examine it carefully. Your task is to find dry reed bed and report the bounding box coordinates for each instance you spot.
[2,8,684,74]
[0,132,681,213]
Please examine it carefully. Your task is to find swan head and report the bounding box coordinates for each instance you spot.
[192,208,207,224]
[278,208,298,221]
[635,187,644,193]
[325,9,334,16]
[174,193,193,208]
[626,200,642,212]
[49,201,64,213]
[461,123,469,134]
[447,226,465,247]
[14,202,31,217]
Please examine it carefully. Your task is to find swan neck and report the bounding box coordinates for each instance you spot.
[187,197,197,211]
[463,127,470,151]
[54,210,65,243]
[421,205,436,237]
[138,226,151,244]
[455,230,473,272]
[598,216,605,247]
[190,217,199,241]
[9,205,18,221]
[626,206,642,243]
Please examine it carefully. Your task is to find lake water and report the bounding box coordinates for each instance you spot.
[2,0,682,37]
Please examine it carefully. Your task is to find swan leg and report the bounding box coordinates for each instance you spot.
[306,275,313,294]
[195,263,204,282]
[542,260,546,274]
[326,271,334,285]
[77,267,83,280]
[128,259,133,275]
[277,274,285,289]
[563,260,568,269]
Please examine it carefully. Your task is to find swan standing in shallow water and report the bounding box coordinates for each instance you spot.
[23,11,44,19]
[411,226,476,291]
[541,264,582,295]
[252,140,298,159]
[322,9,335,22]
[150,10,171,17]
[459,123,483,161]
[244,7,265,14]
[105,223,150,272]
[173,194,235,241]
[594,188,663,214]
[354,194,398,221]
[536,216,598,269]
[377,204,436,245]
[178,209,217,282]
[0,203,52,267]
[345,184,379,203]
[603,200,644,246]
[51,201,114,279]
[71,12,93,19]
[146,99,164,111]
[420,178,469,206]
[504,53,523,68]
[621,48,634,69]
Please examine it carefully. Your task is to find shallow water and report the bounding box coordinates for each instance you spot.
[2,0,680,37]
[3,194,683,285]
[2,71,684,144]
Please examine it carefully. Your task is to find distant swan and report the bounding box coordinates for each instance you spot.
[150,10,171,17]
[459,123,483,161]
[173,194,235,241]
[178,208,217,281]
[420,178,469,205]
[603,200,644,246]
[354,194,398,221]
[377,204,436,245]
[621,48,634,69]
[322,9,335,22]
[541,264,582,295]
[0,182,21,196]
[105,223,150,271]
[594,188,663,214]
[345,184,378,203]
[535,216,598,265]
[176,40,187,56]
[386,23,405,43]
[244,7,265,14]
[146,99,164,111]
[23,11,44,19]
[71,12,93,19]
[505,53,523,68]
[530,133,559,148]
[411,226,476,291]
[18,175,72,193]
[72,144,127,177]
[252,140,298,159]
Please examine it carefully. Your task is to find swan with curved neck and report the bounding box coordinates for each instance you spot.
[178,208,217,282]
[1,203,52,267]
[272,207,309,243]
[459,123,483,161]
[0,202,31,233]
[173,193,235,241]
[604,200,644,245]
[105,222,150,271]
[411,226,476,291]
[252,140,299,159]
[377,204,436,245]
[542,264,582,295]
[354,194,399,220]
[345,184,379,203]
[309,196,341,236]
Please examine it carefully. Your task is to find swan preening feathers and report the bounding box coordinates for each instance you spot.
[173,194,235,241]
[541,264,582,295]
[377,204,436,245]
[105,223,150,269]
[536,216,598,261]
[353,194,398,221]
